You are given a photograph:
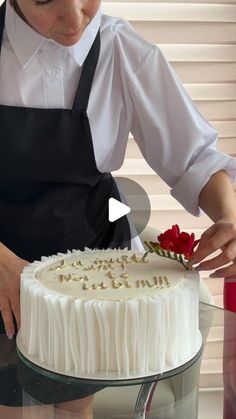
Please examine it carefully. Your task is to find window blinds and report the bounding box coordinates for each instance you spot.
[103,0,236,391]
[102,0,236,303]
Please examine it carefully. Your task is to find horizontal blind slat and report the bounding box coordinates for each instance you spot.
[132,21,236,44]
[159,44,236,62]
[141,211,212,230]
[102,3,236,22]
[192,101,236,120]
[104,0,236,4]
[203,342,223,359]
[172,64,236,84]
[184,83,236,100]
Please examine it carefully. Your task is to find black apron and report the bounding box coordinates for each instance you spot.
[0,1,130,264]
[0,1,130,404]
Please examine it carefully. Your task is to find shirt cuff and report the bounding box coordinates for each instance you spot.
[171,149,236,216]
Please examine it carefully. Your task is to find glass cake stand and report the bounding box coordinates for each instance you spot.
[16,302,203,419]
[16,344,203,418]
[1,302,234,419]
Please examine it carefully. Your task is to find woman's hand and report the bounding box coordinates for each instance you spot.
[0,243,28,339]
[189,218,236,278]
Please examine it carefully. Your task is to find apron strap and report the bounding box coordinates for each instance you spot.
[0,1,6,55]
[72,30,100,113]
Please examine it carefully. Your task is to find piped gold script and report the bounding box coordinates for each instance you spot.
[55,254,170,291]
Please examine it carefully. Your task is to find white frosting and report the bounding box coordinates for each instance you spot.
[18,249,200,378]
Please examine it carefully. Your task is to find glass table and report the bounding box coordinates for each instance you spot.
[0,302,235,418]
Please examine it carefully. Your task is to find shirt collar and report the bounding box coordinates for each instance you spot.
[5,0,101,68]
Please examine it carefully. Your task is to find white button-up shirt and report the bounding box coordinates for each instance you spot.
[0,1,235,220]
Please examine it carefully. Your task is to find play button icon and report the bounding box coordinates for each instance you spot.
[108,198,131,222]
[86,176,151,244]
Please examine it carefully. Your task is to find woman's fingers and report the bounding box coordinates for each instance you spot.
[0,245,29,337]
[10,293,20,330]
[0,291,20,337]
[189,222,236,269]
[194,240,236,271]
[188,226,219,267]
[0,297,15,339]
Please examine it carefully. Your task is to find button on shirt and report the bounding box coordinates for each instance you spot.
[0,0,236,218]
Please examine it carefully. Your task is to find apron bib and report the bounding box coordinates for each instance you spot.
[0,1,131,262]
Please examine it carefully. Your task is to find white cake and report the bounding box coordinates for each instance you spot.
[17,249,201,379]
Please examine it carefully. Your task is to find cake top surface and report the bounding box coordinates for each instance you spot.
[31,249,193,301]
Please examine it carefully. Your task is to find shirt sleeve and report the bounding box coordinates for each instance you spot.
[129,45,236,216]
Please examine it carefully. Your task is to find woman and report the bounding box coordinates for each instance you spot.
[0,0,236,415]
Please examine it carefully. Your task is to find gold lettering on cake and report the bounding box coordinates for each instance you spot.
[51,253,150,277]
[131,254,140,263]
[163,276,170,287]
[50,259,66,271]
[107,270,116,279]
[130,253,149,264]
[123,280,132,288]
[112,279,124,289]
[120,262,125,270]
[152,275,170,288]
[55,253,171,291]
[82,281,108,290]
[72,260,84,267]
[141,253,149,263]
[136,279,154,288]
[80,276,170,291]
[76,254,150,274]
[99,281,108,290]
[153,276,158,286]
[145,280,155,288]
[82,282,97,290]
[71,276,84,282]
[58,273,86,283]
[83,265,94,271]
[58,273,72,282]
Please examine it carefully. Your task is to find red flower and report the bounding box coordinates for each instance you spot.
[158,224,199,259]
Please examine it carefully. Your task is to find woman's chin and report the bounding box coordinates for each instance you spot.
[52,31,82,46]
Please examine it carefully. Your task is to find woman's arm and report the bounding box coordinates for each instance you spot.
[189,170,236,278]
[0,243,28,338]
[199,170,236,222]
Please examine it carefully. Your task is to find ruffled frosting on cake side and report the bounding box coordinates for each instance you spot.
[19,250,200,377]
